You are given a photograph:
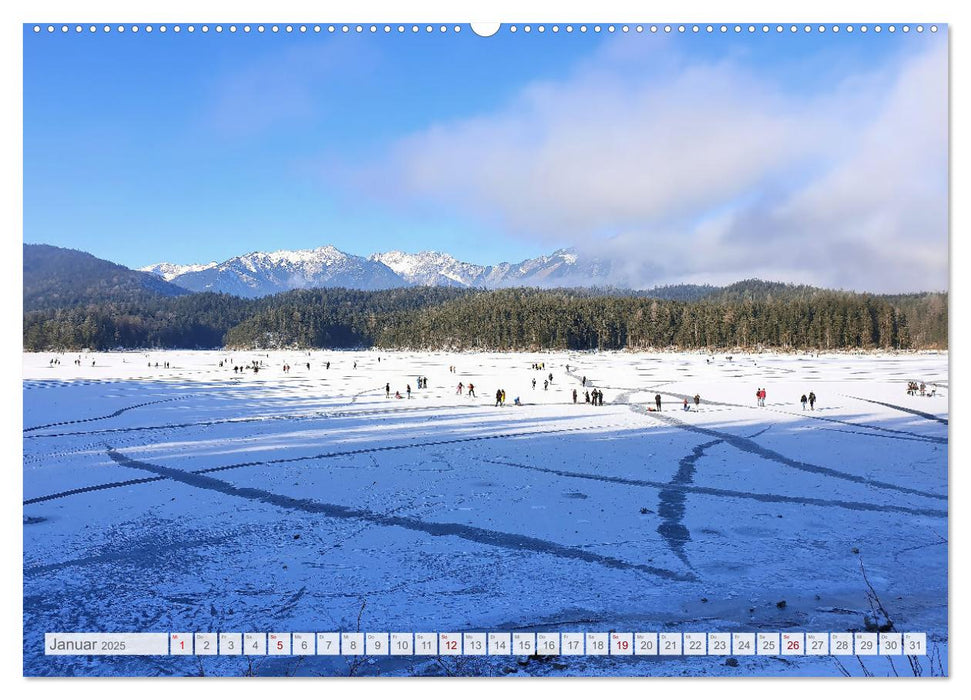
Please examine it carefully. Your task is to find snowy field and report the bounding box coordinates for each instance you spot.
[22,349,948,677]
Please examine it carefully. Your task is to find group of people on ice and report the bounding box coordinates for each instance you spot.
[528,371,554,390]
[576,388,604,405]
[50,355,93,367]
[387,381,423,399]
[800,391,818,410]
[642,393,702,412]
[221,356,344,375]
[907,381,932,396]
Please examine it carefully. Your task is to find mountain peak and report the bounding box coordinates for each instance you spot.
[140,261,218,281]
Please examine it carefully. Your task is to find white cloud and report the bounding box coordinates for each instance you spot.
[356,38,947,292]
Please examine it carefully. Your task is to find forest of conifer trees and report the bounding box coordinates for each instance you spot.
[22,284,947,352]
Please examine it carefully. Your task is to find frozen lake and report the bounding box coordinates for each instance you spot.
[22,349,948,676]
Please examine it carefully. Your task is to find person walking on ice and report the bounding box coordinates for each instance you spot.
[468,383,475,398]
[457,382,464,394]
[655,393,662,411]
[572,389,578,404]
[800,394,808,410]
[694,394,700,409]
[683,398,690,411]
[496,388,503,407]
[809,391,816,410]
[385,383,390,399]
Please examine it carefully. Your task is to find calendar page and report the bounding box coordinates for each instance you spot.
[21,14,949,679]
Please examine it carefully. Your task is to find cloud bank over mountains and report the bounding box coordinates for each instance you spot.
[352,37,947,293]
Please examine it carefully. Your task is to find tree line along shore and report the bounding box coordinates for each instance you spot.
[22,284,947,353]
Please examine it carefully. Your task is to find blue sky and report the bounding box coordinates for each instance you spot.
[23,24,947,291]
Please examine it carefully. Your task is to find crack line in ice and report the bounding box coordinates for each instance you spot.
[621,397,945,501]
[23,397,185,433]
[842,395,949,426]
[609,385,945,445]
[561,362,945,445]
[816,426,945,444]
[657,438,723,568]
[22,423,630,505]
[648,388,945,444]
[752,406,945,444]
[647,403,942,501]
[23,402,480,440]
[24,532,238,576]
[22,476,171,505]
[481,459,946,519]
[658,425,772,568]
[103,448,696,583]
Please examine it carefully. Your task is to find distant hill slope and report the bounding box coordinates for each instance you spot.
[699,279,830,303]
[23,244,190,311]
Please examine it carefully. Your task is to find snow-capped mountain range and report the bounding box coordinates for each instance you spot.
[141,246,619,298]
[145,261,219,281]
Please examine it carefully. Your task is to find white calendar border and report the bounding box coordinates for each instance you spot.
[5,0,963,698]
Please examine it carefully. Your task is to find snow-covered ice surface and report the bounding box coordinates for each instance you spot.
[22,350,948,677]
